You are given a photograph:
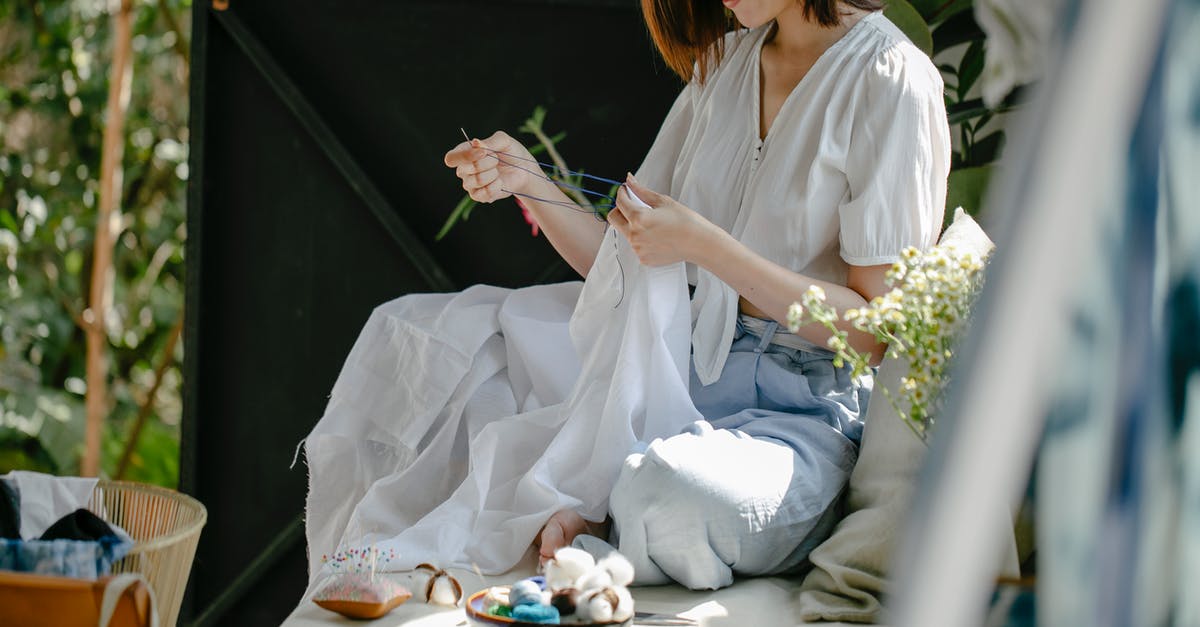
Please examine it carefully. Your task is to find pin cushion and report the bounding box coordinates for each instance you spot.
[312,572,412,619]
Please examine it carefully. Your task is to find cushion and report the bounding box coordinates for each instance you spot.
[312,573,412,620]
[795,208,1016,623]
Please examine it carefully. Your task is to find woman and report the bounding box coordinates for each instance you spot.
[444,0,948,590]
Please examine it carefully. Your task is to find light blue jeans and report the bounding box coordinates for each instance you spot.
[578,317,870,590]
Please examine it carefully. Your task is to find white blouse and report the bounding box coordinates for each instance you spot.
[633,11,950,385]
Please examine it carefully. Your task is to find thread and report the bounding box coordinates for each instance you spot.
[459,128,628,308]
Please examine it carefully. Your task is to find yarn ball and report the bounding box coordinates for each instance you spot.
[487,604,513,618]
[528,575,547,589]
[509,578,544,607]
[511,603,561,624]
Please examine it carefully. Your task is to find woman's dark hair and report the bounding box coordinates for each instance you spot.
[642,0,885,83]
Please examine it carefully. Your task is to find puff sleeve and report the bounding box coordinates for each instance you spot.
[838,45,950,265]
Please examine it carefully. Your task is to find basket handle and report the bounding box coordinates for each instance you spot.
[98,574,159,627]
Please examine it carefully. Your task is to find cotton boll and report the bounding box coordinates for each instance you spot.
[550,588,578,616]
[483,586,510,607]
[578,588,618,623]
[574,565,613,593]
[597,552,634,587]
[545,547,595,590]
[611,586,635,622]
[427,575,461,606]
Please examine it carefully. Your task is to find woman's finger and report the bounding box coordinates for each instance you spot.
[477,177,505,202]
[476,131,515,154]
[624,173,663,208]
[445,142,486,167]
[607,206,630,234]
[459,166,500,190]
[616,185,647,217]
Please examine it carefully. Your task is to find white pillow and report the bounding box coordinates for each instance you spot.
[795,208,1015,623]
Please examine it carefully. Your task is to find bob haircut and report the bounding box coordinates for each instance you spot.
[642,0,885,83]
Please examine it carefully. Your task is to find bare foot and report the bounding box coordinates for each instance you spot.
[535,510,610,566]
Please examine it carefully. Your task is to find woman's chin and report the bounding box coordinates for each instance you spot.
[730,11,770,29]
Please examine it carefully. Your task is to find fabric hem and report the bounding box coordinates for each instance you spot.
[839,252,902,266]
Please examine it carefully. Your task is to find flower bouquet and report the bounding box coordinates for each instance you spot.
[787,240,990,442]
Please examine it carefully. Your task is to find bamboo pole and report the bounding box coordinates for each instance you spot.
[82,0,134,477]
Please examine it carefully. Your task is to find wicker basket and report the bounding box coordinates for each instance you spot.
[89,480,207,627]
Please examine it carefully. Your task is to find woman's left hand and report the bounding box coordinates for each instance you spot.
[607,174,714,266]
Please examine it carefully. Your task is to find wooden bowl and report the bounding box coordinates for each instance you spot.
[464,589,631,626]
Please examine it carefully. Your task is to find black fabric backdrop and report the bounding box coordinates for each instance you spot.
[184,1,681,623]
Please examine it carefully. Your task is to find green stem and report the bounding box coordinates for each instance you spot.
[523,118,593,211]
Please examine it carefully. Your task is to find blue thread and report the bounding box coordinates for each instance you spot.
[459,129,620,222]
[460,128,627,307]
[486,152,616,202]
[487,149,624,187]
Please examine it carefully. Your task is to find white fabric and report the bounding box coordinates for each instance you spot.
[635,11,950,385]
[3,471,97,539]
[305,227,702,578]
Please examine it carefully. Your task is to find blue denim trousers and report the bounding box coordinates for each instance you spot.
[598,316,870,590]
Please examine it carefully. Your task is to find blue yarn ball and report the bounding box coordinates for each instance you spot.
[528,575,547,589]
[511,603,560,624]
[509,579,543,607]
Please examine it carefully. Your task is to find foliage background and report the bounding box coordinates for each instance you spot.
[0,0,1012,490]
[0,0,191,487]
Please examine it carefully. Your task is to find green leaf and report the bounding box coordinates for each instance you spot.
[527,131,566,157]
[0,429,59,474]
[957,40,985,101]
[906,0,944,20]
[935,0,975,23]
[932,9,984,54]
[435,193,478,241]
[946,97,990,126]
[965,130,1005,167]
[945,165,993,224]
[883,0,933,57]
[947,90,1024,126]
[0,208,17,233]
[909,0,974,23]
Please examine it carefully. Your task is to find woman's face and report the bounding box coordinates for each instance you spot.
[722,0,796,29]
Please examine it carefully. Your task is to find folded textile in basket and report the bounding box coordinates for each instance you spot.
[0,472,134,579]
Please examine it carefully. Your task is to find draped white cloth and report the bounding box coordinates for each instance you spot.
[304,227,703,579]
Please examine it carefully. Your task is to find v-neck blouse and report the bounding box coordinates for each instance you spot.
[634,11,951,385]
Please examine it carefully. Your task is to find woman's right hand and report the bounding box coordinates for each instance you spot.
[443,131,540,203]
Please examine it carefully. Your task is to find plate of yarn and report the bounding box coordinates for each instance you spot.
[465,547,634,626]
